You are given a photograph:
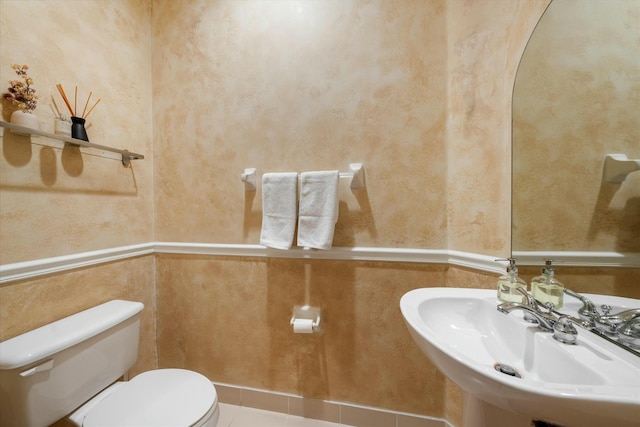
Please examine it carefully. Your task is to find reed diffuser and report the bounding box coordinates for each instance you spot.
[56,83,100,141]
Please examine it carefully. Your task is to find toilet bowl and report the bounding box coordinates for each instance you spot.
[0,300,219,427]
[67,369,219,427]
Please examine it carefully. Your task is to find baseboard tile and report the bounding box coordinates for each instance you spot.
[212,382,447,427]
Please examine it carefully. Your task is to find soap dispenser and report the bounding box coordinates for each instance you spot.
[496,258,528,303]
[531,259,564,309]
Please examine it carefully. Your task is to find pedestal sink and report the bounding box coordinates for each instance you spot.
[400,288,640,427]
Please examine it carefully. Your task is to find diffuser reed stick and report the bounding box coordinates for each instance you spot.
[51,95,61,118]
[81,91,92,119]
[83,98,100,119]
[56,83,74,116]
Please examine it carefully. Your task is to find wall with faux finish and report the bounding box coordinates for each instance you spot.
[0,0,156,373]
[0,0,154,264]
[156,256,450,415]
[152,0,450,250]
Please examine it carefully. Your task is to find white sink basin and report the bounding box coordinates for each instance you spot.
[400,287,640,427]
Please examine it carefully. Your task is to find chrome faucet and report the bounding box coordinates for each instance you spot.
[563,288,640,354]
[563,288,598,321]
[497,301,558,331]
[498,288,590,344]
[593,308,640,334]
[617,318,640,349]
[497,287,640,353]
[564,288,640,333]
[514,287,543,324]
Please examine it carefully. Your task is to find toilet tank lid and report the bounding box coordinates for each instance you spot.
[0,300,144,369]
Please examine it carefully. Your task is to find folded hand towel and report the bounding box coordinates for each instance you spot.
[297,170,340,250]
[260,172,298,250]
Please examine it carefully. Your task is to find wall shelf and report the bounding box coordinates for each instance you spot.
[0,120,144,166]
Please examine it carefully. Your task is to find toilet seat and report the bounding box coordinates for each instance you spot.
[81,369,218,427]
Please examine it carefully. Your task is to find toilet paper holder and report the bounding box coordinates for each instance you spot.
[290,305,321,332]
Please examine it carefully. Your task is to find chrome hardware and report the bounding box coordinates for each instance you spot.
[515,287,541,324]
[563,288,640,355]
[553,316,578,345]
[617,318,640,349]
[563,288,598,322]
[516,286,538,309]
[498,288,639,354]
[497,301,558,332]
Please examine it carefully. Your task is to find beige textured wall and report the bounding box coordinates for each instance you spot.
[156,256,450,415]
[0,0,154,264]
[513,0,640,252]
[152,0,451,250]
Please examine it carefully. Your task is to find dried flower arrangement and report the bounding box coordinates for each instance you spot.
[4,64,38,112]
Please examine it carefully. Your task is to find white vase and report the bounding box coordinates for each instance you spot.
[10,110,40,132]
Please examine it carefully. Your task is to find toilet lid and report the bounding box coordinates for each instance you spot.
[83,369,217,427]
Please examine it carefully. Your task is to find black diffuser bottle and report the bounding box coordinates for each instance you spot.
[70,116,89,141]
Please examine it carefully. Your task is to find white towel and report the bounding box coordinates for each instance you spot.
[297,170,340,250]
[260,172,298,250]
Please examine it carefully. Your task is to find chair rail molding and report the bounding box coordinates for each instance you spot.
[1,243,637,284]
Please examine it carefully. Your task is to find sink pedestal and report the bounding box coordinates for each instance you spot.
[463,393,531,427]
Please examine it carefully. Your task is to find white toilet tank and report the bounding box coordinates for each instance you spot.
[0,300,144,427]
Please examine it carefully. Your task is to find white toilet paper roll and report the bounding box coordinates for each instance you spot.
[292,318,314,333]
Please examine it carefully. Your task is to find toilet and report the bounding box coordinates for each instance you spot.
[0,300,219,427]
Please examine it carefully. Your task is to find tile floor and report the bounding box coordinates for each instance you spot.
[218,403,349,427]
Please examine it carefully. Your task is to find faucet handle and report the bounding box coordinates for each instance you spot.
[564,288,598,322]
[553,316,578,345]
[515,287,538,309]
[601,304,612,316]
[513,287,543,324]
[617,318,640,349]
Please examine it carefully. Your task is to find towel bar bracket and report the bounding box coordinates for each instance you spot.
[241,168,257,191]
[603,154,640,183]
[343,163,365,189]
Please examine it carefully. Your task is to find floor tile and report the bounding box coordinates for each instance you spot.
[217,403,243,427]
[218,404,288,427]
[285,414,344,427]
[218,403,351,427]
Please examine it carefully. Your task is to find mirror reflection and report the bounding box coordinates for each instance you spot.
[512,0,640,254]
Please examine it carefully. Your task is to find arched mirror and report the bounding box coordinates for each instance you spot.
[512,0,640,266]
